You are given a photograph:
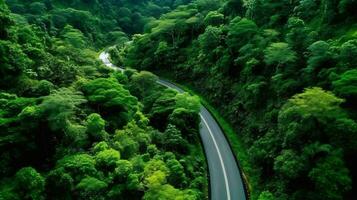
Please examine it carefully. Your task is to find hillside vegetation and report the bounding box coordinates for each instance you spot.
[1,0,357,199]
[0,0,207,199]
[5,0,192,47]
[111,0,357,199]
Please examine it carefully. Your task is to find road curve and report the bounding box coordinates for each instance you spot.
[99,51,247,200]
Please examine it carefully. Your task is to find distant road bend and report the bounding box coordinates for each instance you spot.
[99,52,247,200]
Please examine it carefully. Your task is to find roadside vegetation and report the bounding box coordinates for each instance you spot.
[0,0,207,199]
[110,0,357,199]
[1,0,357,199]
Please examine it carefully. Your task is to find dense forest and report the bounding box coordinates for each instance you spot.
[110,0,357,199]
[1,0,357,199]
[0,0,207,199]
[4,0,193,47]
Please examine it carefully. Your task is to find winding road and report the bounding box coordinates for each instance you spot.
[99,52,247,200]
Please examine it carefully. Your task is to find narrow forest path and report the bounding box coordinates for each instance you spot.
[99,51,247,200]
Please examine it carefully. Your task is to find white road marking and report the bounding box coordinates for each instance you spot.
[157,80,231,200]
[100,52,232,200]
[200,113,231,200]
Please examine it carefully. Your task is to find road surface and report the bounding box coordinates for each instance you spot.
[99,51,247,200]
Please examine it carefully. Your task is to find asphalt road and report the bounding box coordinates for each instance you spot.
[99,51,247,200]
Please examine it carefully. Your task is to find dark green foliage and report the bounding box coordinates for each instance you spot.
[86,113,107,141]
[308,149,351,200]
[169,108,199,141]
[6,0,357,199]
[121,0,357,199]
[0,1,205,199]
[38,88,87,131]
[82,78,138,129]
[333,69,357,100]
[162,124,189,154]
[76,176,108,200]
[45,168,74,199]
[5,0,192,47]
[14,167,45,200]
[0,40,32,88]
[82,78,137,112]
[227,17,258,50]
[56,154,97,181]
[204,11,224,26]
[264,42,297,66]
[128,71,158,100]
[0,0,12,39]
[149,89,177,130]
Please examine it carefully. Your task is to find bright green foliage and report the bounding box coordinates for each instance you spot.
[227,17,258,50]
[204,11,224,26]
[95,149,121,171]
[110,71,129,85]
[143,159,169,188]
[143,184,198,200]
[38,88,87,131]
[154,41,170,58]
[114,130,140,159]
[279,87,345,120]
[15,167,45,200]
[65,123,89,148]
[93,141,109,153]
[198,26,223,55]
[114,121,151,158]
[128,71,158,99]
[166,158,187,188]
[56,154,97,181]
[76,177,108,200]
[121,0,357,198]
[149,89,178,130]
[133,110,150,128]
[264,42,297,66]
[114,160,133,182]
[31,80,54,97]
[145,170,167,188]
[144,159,169,176]
[107,31,129,46]
[273,88,355,198]
[140,155,195,199]
[86,113,105,133]
[0,1,205,200]
[82,78,138,129]
[278,88,351,151]
[148,89,201,132]
[258,191,275,200]
[175,93,200,112]
[86,113,107,141]
[83,78,138,113]
[61,25,86,48]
